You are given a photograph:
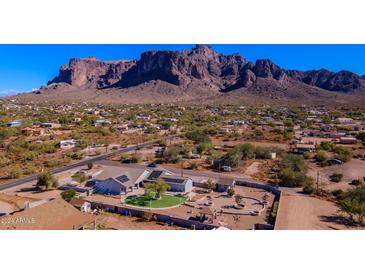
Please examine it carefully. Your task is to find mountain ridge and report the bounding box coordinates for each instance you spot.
[11,45,365,105]
[47,45,365,95]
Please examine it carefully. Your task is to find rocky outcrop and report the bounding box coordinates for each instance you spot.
[48,57,136,89]
[47,45,365,94]
[117,45,246,90]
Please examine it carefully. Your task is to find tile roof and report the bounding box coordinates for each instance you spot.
[0,199,94,230]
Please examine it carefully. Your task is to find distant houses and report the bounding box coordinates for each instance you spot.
[60,139,79,150]
[294,143,316,154]
[40,122,61,129]
[93,119,111,127]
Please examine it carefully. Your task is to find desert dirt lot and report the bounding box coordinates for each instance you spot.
[307,158,365,191]
[275,192,364,230]
[89,212,185,230]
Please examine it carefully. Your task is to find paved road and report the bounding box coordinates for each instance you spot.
[0,136,175,192]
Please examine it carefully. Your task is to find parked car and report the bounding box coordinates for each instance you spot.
[147,162,157,168]
[222,165,232,172]
[328,159,343,165]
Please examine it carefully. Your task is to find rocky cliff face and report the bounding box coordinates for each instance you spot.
[48,57,136,89]
[47,45,365,94]
[116,45,246,90]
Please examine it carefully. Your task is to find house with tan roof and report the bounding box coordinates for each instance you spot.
[0,198,94,230]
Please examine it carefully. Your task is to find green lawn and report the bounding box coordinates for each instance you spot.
[125,194,187,208]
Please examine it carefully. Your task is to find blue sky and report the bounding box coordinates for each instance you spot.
[0,44,365,96]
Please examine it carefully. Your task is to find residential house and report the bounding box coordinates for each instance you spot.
[41,122,61,129]
[93,119,111,127]
[336,117,354,124]
[144,170,193,192]
[339,136,357,144]
[216,177,236,192]
[21,127,45,137]
[60,139,79,150]
[89,166,149,195]
[294,143,316,154]
[0,199,94,230]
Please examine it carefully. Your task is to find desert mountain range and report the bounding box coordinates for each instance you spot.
[12,45,365,105]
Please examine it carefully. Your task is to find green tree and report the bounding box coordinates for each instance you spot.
[37,172,59,190]
[144,178,170,199]
[339,186,365,224]
[196,142,213,154]
[356,132,365,142]
[222,149,242,167]
[237,143,256,160]
[204,179,216,191]
[333,147,353,163]
[61,189,76,202]
[279,167,312,187]
[162,146,180,163]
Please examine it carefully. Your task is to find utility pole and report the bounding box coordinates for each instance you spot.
[316,170,320,195]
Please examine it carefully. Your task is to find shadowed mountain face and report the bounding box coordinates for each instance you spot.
[46,45,365,98]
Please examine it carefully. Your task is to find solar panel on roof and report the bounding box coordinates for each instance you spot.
[147,170,163,180]
[162,177,185,184]
[116,175,129,184]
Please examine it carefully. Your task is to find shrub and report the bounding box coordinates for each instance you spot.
[255,146,272,159]
[61,189,76,202]
[227,188,235,197]
[280,153,306,173]
[356,132,365,142]
[130,153,142,163]
[302,183,315,194]
[8,168,22,179]
[196,142,213,154]
[188,161,198,170]
[351,179,362,186]
[72,172,87,184]
[162,146,181,163]
[185,130,210,143]
[271,201,279,219]
[332,189,344,200]
[319,141,336,151]
[303,152,312,159]
[315,151,328,164]
[279,168,312,187]
[329,173,343,183]
[333,146,353,163]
